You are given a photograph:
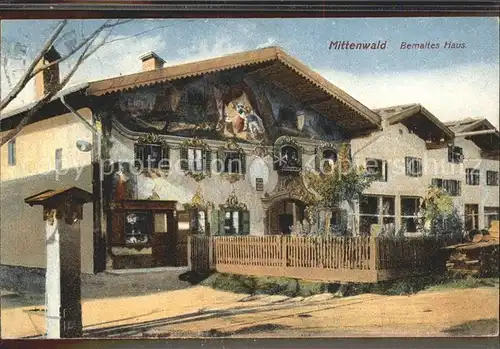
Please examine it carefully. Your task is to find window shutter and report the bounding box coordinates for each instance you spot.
[159,145,169,171]
[405,157,410,176]
[383,160,388,181]
[111,212,125,245]
[240,152,246,174]
[134,144,144,169]
[210,209,219,236]
[240,210,250,235]
[203,149,211,174]
[273,145,280,170]
[216,150,223,173]
[448,146,453,162]
[218,210,226,236]
[180,147,188,171]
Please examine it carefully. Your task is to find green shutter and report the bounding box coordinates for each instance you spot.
[241,210,250,235]
[240,152,246,174]
[180,147,188,170]
[218,209,226,236]
[204,149,211,174]
[134,143,143,169]
[160,145,170,171]
[216,149,223,173]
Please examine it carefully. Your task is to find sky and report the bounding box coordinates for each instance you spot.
[1,17,499,127]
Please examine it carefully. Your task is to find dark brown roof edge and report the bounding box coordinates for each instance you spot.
[385,104,454,139]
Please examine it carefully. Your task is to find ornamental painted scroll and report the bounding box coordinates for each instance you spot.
[262,175,317,207]
[183,186,213,211]
[220,190,248,211]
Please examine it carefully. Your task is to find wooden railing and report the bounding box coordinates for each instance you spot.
[188,235,448,283]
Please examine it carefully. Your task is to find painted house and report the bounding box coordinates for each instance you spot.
[351,104,499,236]
[1,47,382,273]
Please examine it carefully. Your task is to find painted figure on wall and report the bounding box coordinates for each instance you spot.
[112,163,136,201]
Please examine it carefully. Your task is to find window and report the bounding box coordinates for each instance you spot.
[464,204,479,231]
[359,195,395,236]
[276,145,301,173]
[255,178,264,191]
[55,148,62,170]
[405,157,422,177]
[442,179,461,196]
[487,171,499,186]
[180,146,211,173]
[448,145,464,163]
[365,158,387,181]
[401,197,420,233]
[432,178,461,196]
[484,207,499,229]
[125,211,151,244]
[7,139,16,166]
[216,192,250,236]
[218,209,250,236]
[466,168,480,186]
[188,148,203,171]
[217,151,246,174]
[320,149,337,173]
[431,178,443,188]
[134,143,169,170]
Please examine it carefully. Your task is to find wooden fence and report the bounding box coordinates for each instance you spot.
[188,235,449,283]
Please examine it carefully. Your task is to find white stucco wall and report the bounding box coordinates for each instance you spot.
[350,122,499,231]
[0,110,95,273]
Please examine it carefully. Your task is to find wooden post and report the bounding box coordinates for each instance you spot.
[208,236,214,270]
[187,236,192,271]
[281,236,287,267]
[370,235,378,271]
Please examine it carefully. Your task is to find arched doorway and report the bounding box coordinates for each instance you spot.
[266,198,307,235]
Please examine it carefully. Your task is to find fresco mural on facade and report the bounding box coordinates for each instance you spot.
[111,70,345,144]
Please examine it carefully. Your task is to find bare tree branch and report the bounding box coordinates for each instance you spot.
[0,20,132,146]
[0,20,68,111]
[29,19,134,78]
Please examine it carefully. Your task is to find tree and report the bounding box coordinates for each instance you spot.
[303,144,374,235]
[0,19,132,146]
[420,185,463,238]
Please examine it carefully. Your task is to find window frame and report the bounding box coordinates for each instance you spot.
[7,139,16,166]
[124,210,153,245]
[401,196,421,233]
[465,168,480,186]
[405,156,423,177]
[55,148,63,171]
[448,145,464,164]
[442,179,461,196]
[359,195,396,235]
[486,171,499,186]
[365,158,387,181]
[134,142,170,171]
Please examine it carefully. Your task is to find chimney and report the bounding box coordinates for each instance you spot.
[139,51,165,71]
[34,46,61,99]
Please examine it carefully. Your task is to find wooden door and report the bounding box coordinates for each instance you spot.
[176,210,193,266]
[152,211,176,267]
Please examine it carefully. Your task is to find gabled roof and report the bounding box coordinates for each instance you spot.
[373,103,454,141]
[88,46,381,133]
[1,47,381,135]
[445,117,499,153]
[444,117,498,133]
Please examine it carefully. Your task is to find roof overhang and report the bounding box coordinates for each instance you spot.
[385,104,455,142]
[87,47,381,134]
[453,118,500,153]
[0,83,90,132]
